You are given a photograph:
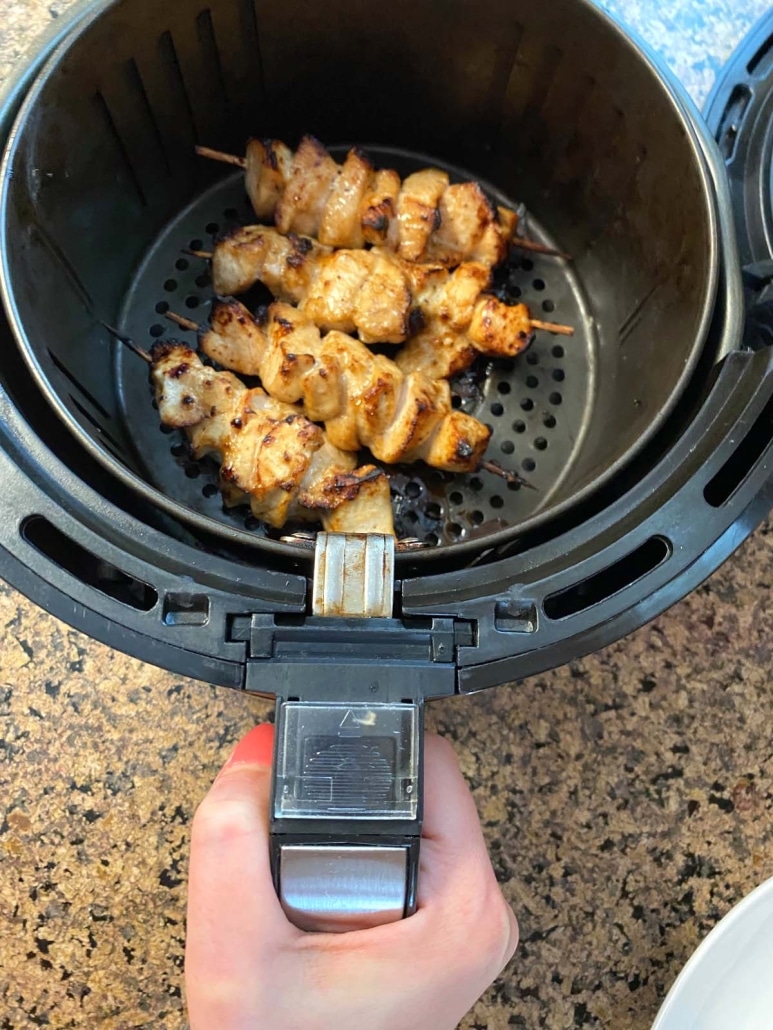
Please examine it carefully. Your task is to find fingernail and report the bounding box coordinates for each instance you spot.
[222,723,275,772]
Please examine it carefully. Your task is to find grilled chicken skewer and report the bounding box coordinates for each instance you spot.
[125,334,394,534]
[195,226,573,378]
[166,300,491,474]
[197,136,568,266]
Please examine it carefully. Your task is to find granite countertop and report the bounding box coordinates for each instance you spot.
[1,1,772,1027]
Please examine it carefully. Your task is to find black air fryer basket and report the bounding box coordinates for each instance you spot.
[0,0,772,930]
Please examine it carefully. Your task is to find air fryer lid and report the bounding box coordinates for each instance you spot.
[0,0,719,563]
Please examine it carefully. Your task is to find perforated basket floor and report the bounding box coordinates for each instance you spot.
[117,148,597,549]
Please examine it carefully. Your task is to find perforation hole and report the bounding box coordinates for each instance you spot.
[526,352,539,366]
[469,477,483,492]
[447,522,463,538]
[522,458,536,472]
[425,502,441,519]
[497,382,511,394]
[490,495,504,509]
[189,239,203,250]
[175,258,189,271]
[195,273,210,288]
[490,402,504,416]
[526,375,539,389]
[532,278,545,291]
[471,510,484,525]
[501,440,515,455]
[202,483,219,498]
[542,299,555,313]
[535,437,548,451]
[150,324,164,338]
[513,420,526,434]
[155,301,169,314]
[549,392,563,405]
[170,442,187,457]
[206,222,219,234]
[425,532,439,546]
[223,208,239,220]
[521,258,534,271]
[521,398,534,412]
[552,345,565,359]
[163,279,177,292]
[449,491,463,505]
[245,515,261,531]
[405,482,421,499]
[185,295,200,309]
[552,369,565,382]
[543,414,557,429]
[451,395,462,409]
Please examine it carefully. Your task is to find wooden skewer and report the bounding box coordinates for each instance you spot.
[183,248,575,335]
[164,307,538,490]
[511,237,571,261]
[195,145,247,169]
[531,319,574,336]
[194,145,571,260]
[279,532,315,547]
[396,537,425,550]
[166,311,200,332]
[480,459,537,491]
[106,309,541,529]
[100,321,152,363]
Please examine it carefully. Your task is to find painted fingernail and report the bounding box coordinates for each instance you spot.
[223,723,275,771]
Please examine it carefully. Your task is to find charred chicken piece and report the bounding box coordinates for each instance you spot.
[191,299,491,473]
[240,135,517,267]
[151,341,394,534]
[208,226,571,375]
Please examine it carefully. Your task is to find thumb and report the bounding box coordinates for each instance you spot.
[186,724,296,1020]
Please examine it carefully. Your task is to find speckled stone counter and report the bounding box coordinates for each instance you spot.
[1,2,772,1027]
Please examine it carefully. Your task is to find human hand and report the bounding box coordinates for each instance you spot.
[185,723,518,1030]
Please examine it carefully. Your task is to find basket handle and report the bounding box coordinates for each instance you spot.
[268,533,423,933]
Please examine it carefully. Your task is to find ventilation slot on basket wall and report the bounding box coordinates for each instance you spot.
[716,85,751,161]
[747,31,773,76]
[22,516,157,611]
[163,592,210,626]
[704,394,773,507]
[543,536,670,620]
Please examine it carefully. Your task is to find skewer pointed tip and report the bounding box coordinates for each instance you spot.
[183,247,214,260]
[99,321,153,363]
[165,311,201,333]
[511,237,572,261]
[195,145,247,170]
[479,459,538,491]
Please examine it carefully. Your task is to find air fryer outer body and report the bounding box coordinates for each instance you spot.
[0,0,770,696]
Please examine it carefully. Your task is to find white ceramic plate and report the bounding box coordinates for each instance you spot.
[653,876,773,1030]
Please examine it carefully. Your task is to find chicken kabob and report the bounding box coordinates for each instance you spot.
[103,326,395,534]
[196,135,568,266]
[188,226,573,380]
[164,299,532,488]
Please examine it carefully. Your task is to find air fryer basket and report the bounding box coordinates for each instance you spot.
[0,0,718,562]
